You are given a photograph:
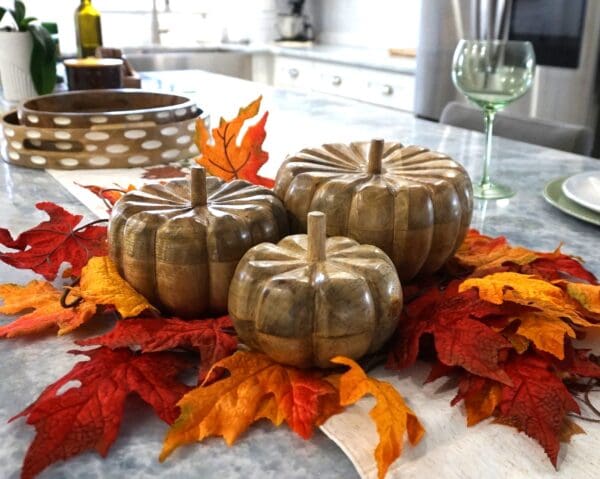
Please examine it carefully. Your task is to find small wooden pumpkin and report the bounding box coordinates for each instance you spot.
[274,139,473,281]
[228,211,402,368]
[109,167,288,317]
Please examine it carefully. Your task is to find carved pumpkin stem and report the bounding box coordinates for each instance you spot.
[190,166,208,207]
[307,211,327,262]
[367,138,384,174]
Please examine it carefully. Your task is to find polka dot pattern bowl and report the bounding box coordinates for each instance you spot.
[18,89,199,128]
[1,110,204,169]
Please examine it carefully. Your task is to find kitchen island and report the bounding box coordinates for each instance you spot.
[0,71,599,479]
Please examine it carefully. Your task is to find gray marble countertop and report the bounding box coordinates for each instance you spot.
[122,42,417,74]
[0,70,599,479]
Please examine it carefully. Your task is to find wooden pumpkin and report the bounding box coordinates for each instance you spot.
[228,211,402,368]
[109,167,288,317]
[274,139,473,281]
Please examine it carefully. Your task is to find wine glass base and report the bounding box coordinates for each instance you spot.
[473,182,515,200]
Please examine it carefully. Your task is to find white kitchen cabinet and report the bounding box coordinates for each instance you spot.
[272,56,415,112]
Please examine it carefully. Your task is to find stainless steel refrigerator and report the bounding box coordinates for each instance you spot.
[414,0,600,153]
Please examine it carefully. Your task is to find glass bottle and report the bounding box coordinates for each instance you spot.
[75,0,103,58]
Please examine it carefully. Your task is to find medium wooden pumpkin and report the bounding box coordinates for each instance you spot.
[274,139,473,281]
[109,167,288,317]
[228,211,402,368]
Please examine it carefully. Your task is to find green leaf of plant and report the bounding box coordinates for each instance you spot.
[28,23,57,95]
[13,1,25,29]
[22,16,38,27]
[0,8,7,23]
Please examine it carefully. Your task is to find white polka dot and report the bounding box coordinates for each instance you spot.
[106,144,129,154]
[53,116,71,126]
[26,130,41,139]
[188,144,199,154]
[90,115,108,124]
[161,149,180,160]
[160,126,178,136]
[175,108,187,117]
[59,158,79,167]
[85,144,99,152]
[128,155,149,165]
[124,129,146,139]
[27,114,39,123]
[88,156,110,166]
[85,132,110,141]
[187,122,196,132]
[176,135,191,145]
[31,155,46,165]
[10,141,22,150]
[141,140,161,150]
[4,128,15,137]
[8,151,20,160]
[190,105,198,113]
[156,111,170,119]
[29,139,42,147]
[54,131,71,140]
[125,114,144,121]
[55,142,73,151]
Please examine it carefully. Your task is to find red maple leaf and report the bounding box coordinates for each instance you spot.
[0,202,107,280]
[496,353,580,467]
[77,316,237,383]
[387,282,517,385]
[549,342,600,378]
[12,347,192,479]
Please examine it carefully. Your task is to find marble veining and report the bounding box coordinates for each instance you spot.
[1,70,599,478]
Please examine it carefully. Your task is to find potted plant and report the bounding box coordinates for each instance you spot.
[0,1,57,101]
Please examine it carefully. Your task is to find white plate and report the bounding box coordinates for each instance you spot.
[562,171,600,213]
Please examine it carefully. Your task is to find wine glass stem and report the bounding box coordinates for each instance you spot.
[481,107,496,189]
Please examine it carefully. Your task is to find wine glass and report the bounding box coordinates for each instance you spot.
[452,40,535,199]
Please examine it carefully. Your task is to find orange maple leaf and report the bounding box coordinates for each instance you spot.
[331,357,424,479]
[0,281,96,337]
[561,281,600,314]
[160,351,340,460]
[194,96,274,187]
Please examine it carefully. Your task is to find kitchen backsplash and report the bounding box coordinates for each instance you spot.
[0,0,420,53]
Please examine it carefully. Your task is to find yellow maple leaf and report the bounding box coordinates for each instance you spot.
[514,312,576,360]
[464,381,502,427]
[331,356,424,479]
[561,282,600,314]
[0,280,96,336]
[160,351,340,461]
[72,256,156,318]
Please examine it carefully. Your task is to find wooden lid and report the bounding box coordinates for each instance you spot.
[64,58,124,69]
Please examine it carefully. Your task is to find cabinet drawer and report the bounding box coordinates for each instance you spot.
[273,57,315,89]
[361,70,415,111]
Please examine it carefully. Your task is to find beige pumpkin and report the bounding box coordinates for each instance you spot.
[274,139,473,281]
[109,167,288,317]
[228,211,402,368]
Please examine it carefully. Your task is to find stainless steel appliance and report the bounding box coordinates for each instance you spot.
[414,0,600,153]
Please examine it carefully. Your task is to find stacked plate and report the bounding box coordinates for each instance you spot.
[1,89,202,169]
[543,172,600,226]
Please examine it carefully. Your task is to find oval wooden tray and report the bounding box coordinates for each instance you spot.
[18,89,200,128]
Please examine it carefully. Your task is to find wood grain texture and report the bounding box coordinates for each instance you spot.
[228,211,403,368]
[108,167,289,317]
[274,140,473,281]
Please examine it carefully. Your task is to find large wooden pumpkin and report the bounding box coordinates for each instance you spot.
[228,211,402,368]
[274,139,473,281]
[109,167,288,317]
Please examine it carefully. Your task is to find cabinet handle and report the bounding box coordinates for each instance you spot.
[331,75,342,86]
[381,84,394,96]
[288,68,299,78]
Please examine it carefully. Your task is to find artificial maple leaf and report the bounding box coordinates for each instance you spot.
[0,202,107,280]
[495,353,580,467]
[451,374,501,426]
[512,311,576,359]
[74,183,134,208]
[560,281,600,314]
[70,256,156,318]
[332,356,424,479]
[160,351,340,461]
[142,165,186,179]
[77,316,237,382]
[194,96,274,187]
[12,347,192,479]
[550,342,600,378]
[387,283,514,384]
[0,280,97,337]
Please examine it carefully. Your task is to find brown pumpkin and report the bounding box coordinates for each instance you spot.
[228,211,402,368]
[274,139,473,281]
[109,167,288,317]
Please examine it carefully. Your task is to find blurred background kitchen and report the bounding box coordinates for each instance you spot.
[1,0,598,156]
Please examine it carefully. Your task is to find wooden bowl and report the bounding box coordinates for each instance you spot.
[2,110,203,169]
[18,89,200,128]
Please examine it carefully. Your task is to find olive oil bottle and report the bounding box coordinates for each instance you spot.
[75,0,103,57]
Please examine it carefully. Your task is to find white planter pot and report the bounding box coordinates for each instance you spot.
[0,31,37,102]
